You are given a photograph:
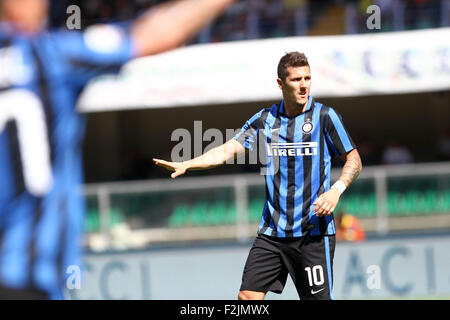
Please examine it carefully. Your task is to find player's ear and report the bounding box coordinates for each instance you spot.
[277,77,283,90]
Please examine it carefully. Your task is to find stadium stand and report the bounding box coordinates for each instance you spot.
[50,0,449,39]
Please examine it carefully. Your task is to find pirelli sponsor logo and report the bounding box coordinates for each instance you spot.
[267,142,318,157]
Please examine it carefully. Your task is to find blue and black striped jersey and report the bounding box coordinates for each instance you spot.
[0,23,136,299]
[234,96,356,238]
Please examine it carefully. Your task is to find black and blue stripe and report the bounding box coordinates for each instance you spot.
[0,26,135,298]
[234,96,355,238]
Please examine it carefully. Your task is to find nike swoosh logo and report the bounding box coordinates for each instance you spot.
[311,288,325,295]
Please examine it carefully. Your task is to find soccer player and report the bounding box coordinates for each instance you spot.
[154,52,363,300]
[0,0,236,299]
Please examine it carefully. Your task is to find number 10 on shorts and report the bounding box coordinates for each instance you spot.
[305,265,325,287]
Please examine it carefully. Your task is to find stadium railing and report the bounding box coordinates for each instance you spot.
[83,161,450,250]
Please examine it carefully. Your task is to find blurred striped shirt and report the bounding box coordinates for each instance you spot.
[0,22,136,298]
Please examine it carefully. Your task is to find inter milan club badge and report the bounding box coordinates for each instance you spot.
[302,120,313,134]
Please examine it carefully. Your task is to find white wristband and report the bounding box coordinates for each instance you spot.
[331,180,347,193]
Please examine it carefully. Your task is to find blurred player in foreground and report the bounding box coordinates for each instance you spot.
[154,52,362,300]
[0,0,235,299]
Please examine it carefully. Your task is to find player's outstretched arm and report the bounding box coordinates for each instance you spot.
[131,0,236,56]
[313,149,362,217]
[153,138,246,179]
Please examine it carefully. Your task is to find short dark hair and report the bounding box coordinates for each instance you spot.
[277,51,310,81]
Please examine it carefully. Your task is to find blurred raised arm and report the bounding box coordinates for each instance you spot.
[131,0,236,56]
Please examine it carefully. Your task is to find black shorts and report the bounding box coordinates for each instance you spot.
[240,233,336,300]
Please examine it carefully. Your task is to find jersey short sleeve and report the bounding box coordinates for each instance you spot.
[54,23,138,87]
[323,107,356,157]
[233,109,266,152]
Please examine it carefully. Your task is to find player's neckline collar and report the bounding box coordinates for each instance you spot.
[279,96,314,118]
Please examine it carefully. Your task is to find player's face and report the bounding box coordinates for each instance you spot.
[0,0,48,33]
[278,65,311,106]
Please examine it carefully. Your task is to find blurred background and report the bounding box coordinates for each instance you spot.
[47,0,450,299]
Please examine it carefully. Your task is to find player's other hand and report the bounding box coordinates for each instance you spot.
[312,188,341,217]
[153,158,188,179]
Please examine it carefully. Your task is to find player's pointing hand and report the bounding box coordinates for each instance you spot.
[153,158,187,179]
